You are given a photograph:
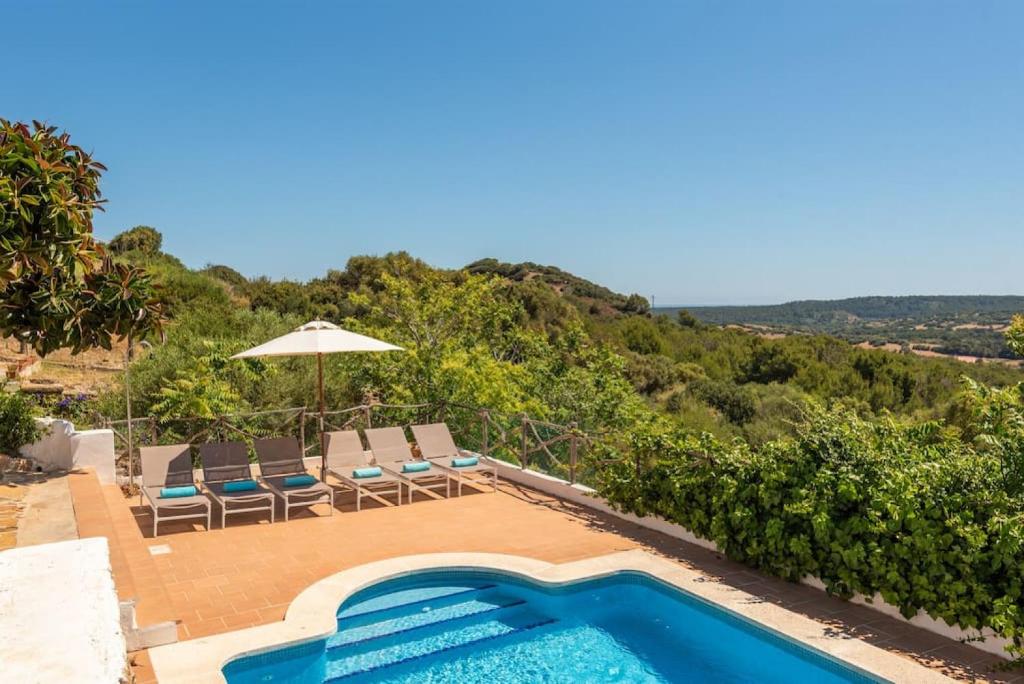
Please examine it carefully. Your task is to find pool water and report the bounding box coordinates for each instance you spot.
[223,571,884,683]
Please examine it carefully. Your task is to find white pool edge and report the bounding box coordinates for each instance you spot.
[148,549,953,684]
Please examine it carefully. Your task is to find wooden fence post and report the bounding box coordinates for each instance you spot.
[480,410,489,457]
[568,421,578,484]
[520,414,529,470]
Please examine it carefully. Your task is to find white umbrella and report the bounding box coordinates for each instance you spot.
[231,321,402,477]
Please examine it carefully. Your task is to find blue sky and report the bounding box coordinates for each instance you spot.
[8,1,1023,305]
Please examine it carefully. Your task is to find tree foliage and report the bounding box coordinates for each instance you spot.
[0,120,163,354]
[595,406,1024,654]
[1008,315,1024,358]
[108,225,162,255]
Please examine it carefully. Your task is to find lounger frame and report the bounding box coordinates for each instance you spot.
[199,442,275,528]
[323,431,404,511]
[364,427,453,503]
[411,423,499,495]
[139,444,212,537]
[254,437,335,521]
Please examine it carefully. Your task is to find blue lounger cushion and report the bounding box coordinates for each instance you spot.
[452,456,479,468]
[160,485,197,498]
[353,467,382,479]
[223,480,258,492]
[402,461,431,473]
[284,474,317,487]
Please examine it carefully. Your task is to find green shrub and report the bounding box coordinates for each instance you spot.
[0,393,40,455]
[618,317,665,355]
[594,406,1024,656]
[625,353,678,395]
[689,379,757,424]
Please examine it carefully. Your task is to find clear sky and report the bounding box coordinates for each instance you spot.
[7,1,1023,305]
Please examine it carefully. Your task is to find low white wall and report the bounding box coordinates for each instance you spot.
[70,429,116,485]
[19,418,75,469]
[0,537,127,683]
[19,419,117,485]
[486,457,1014,660]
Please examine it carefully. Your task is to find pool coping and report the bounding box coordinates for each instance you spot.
[148,549,954,683]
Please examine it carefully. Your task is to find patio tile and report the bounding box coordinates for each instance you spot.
[67,470,1024,683]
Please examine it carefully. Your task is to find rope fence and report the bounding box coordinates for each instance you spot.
[97,401,603,486]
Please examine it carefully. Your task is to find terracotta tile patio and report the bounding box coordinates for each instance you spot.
[66,469,1023,683]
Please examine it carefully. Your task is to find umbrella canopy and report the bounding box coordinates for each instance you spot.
[231,321,402,480]
[231,320,402,358]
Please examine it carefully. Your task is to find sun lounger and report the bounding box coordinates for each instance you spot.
[411,422,498,495]
[365,427,452,503]
[140,444,211,537]
[324,430,404,510]
[199,441,275,528]
[254,436,334,521]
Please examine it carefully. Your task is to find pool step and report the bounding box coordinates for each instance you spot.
[329,595,526,649]
[324,610,558,682]
[337,583,496,627]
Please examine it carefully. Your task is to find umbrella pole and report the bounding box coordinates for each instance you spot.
[317,353,326,480]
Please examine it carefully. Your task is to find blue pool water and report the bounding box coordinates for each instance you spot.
[223,570,885,683]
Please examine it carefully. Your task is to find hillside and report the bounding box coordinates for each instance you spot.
[42,229,1012,455]
[465,258,650,316]
[656,296,1024,361]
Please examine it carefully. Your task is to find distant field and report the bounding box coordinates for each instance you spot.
[656,295,1024,362]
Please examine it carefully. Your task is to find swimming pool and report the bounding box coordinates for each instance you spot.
[223,570,885,683]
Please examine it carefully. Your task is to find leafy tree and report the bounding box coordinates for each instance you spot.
[689,378,757,425]
[618,317,665,355]
[624,352,678,394]
[108,225,162,254]
[0,120,163,354]
[344,268,531,409]
[149,342,268,422]
[623,293,651,315]
[676,309,700,328]
[151,360,242,421]
[1008,315,1024,357]
[955,377,1024,496]
[744,341,799,384]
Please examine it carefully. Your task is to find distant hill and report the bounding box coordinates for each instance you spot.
[656,296,1024,360]
[465,258,650,315]
[660,296,1024,325]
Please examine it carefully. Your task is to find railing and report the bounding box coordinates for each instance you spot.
[100,406,308,487]
[98,401,596,486]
